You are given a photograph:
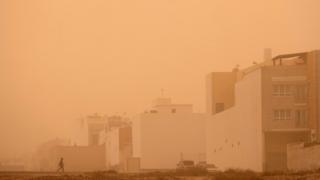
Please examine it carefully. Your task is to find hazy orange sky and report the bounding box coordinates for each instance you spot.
[1,0,320,158]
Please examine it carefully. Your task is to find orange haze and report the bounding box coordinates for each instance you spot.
[1,0,320,158]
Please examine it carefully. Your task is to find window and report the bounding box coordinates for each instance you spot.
[295,110,308,126]
[216,103,225,113]
[91,134,99,146]
[295,85,308,100]
[273,84,291,96]
[274,109,291,120]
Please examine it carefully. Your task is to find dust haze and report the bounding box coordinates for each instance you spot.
[1,0,320,161]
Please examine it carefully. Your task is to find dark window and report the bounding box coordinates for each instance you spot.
[273,109,291,120]
[91,134,99,146]
[216,103,225,113]
[295,110,308,127]
[273,84,291,96]
[295,85,308,103]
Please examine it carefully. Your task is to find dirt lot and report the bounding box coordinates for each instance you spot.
[1,170,320,180]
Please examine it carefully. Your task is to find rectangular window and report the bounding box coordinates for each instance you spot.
[279,85,285,96]
[285,85,291,96]
[273,85,279,96]
[295,85,308,102]
[273,84,291,96]
[285,110,291,120]
[295,110,308,127]
[215,103,225,113]
[274,110,280,120]
[274,109,291,120]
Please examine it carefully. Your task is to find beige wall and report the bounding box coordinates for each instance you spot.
[54,145,106,172]
[105,126,132,171]
[72,118,89,146]
[287,142,320,171]
[132,111,206,170]
[307,50,320,138]
[206,69,263,171]
[206,72,236,115]
[106,129,120,169]
[119,126,133,172]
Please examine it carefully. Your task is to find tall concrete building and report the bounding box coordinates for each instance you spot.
[104,126,133,172]
[206,50,320,171]
[73,113,130,146]
[86,114,108,146]
[132,98,206,170]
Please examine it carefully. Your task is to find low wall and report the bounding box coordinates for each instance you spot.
[54,145,106,172]
[287,142,320,171]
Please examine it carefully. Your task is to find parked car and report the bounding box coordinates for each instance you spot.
[196,161,218,172]
[196,161,207,169]
[206,163,218,172]
[176,160,195,170]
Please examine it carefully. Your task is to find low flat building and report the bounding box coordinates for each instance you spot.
[132,98,206,170]
[53,145,106,172]
[33,138,106,172]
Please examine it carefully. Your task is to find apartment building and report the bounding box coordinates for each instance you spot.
[206,50,320,171]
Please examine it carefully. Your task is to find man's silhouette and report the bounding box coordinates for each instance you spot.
[57,157,64,173]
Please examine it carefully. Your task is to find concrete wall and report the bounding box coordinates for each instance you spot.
[118,126,133,172]
[307,50,320,138]
[33,138,70,171]
[206,69,263,172]
[206,72,236,115]
[54,145,106,172]
[287,142,320,171]
[105,126,133,171]
[72,118,89,146]
[132,112,206,170]
[106,129,120,169]
[153,104,193,114]
[264,130,310,171]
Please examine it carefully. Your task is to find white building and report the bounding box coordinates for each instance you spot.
[132,98,206,170]
[72,114,107,146]
[206,69,264,171]
[104,126,132,171]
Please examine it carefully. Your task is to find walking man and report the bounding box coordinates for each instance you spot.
[57,157,64,173]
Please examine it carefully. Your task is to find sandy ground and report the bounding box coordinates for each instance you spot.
[1,171,320,180]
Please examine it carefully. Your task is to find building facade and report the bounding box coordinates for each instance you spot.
[105,126,133,172]
[132,98,206,170]
[206,50,320,171]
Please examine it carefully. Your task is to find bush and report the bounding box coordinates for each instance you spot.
[213,169,262,180]
[175,167,208,176]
